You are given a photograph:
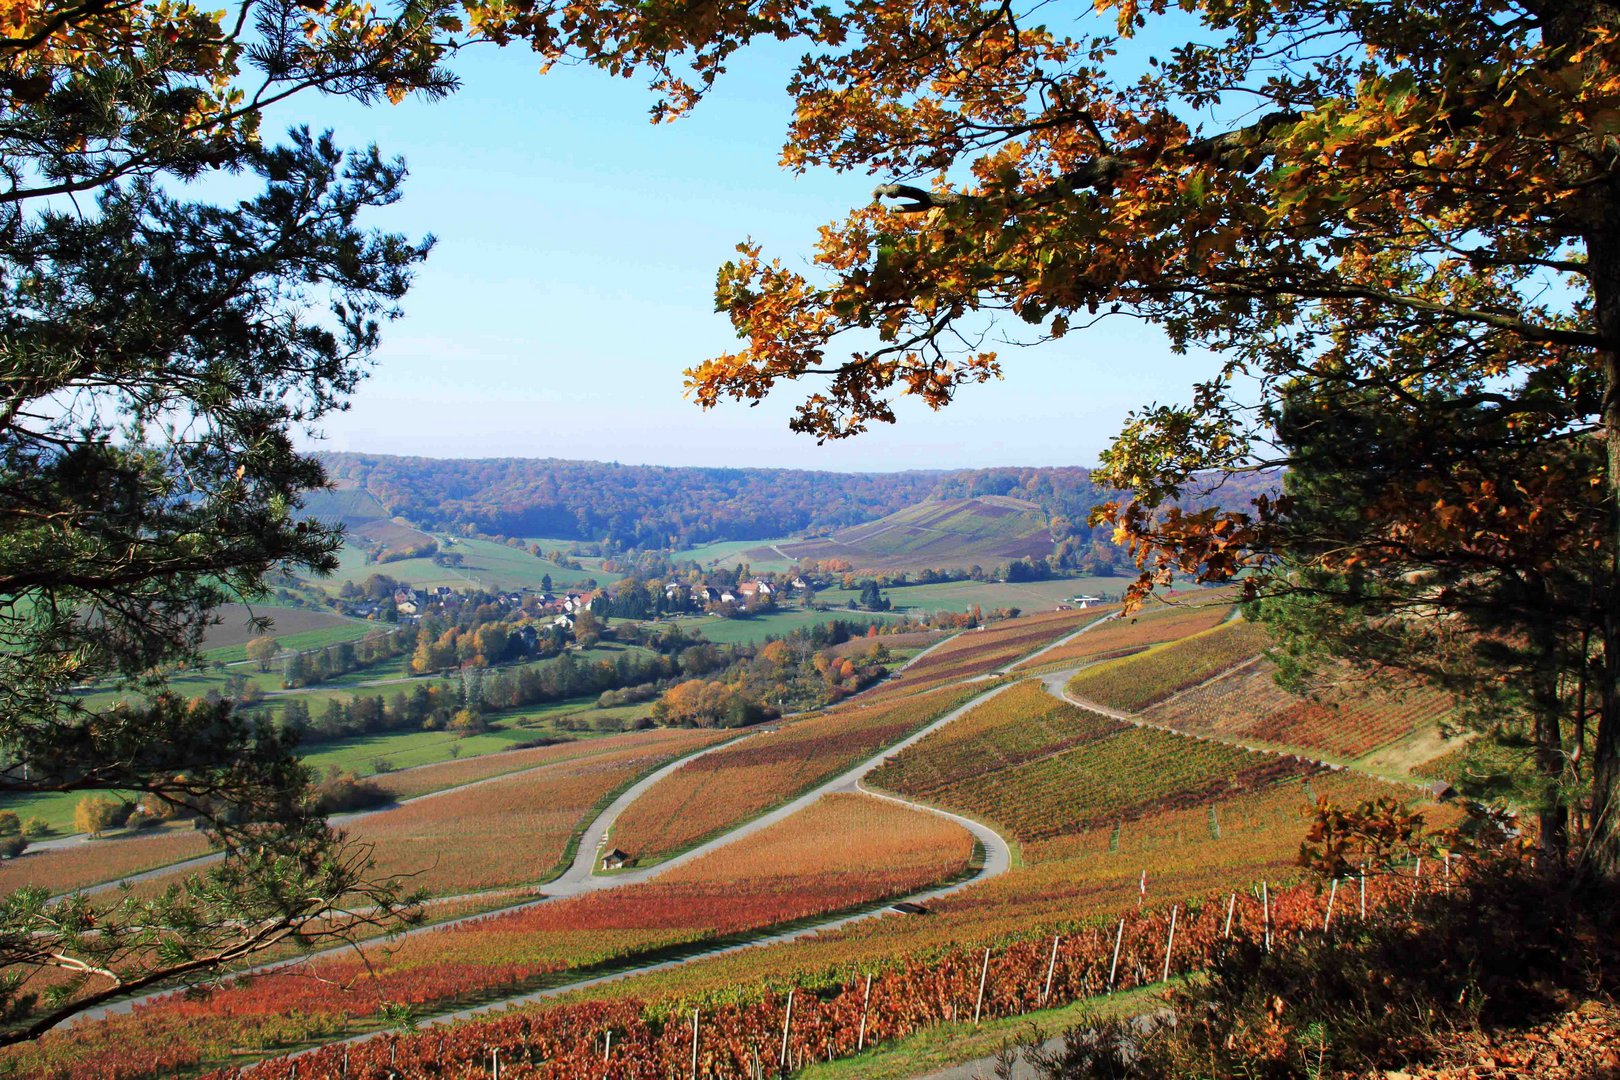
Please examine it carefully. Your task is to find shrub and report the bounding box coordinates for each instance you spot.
[21,817,49,838]
[0,810,20,836]
[73,795,132,837]
[312,768,392,814]
[0,833,25,859]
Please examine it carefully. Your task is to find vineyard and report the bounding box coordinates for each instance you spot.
[1142,660,1455,760]
[1065,620,1272,714]
[876,608,1107,695]
[198,870,1443,1080]
[8,583,1468,1080]
[872,693,1318,841]
[5,825,216,896]
[1009,602,1234,673]
[6,795,973,1079]
[606,682,989,863]
[351,737,717,896]
[372,729,717,802]
[862,679,1121,794]
[565,771,1411,1007]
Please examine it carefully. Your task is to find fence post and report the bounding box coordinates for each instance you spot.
[1223,891,1237,939]
[857,973,873,1051]
[1324,878,1338,935]
[1041,935,1061,1005]
[691,1009,700,1080]
[1262,881,1271,952]
[1107,917,1125,991]
[779,989,795,1070]
[973,947,991,1025]
[1161,905,1178,983]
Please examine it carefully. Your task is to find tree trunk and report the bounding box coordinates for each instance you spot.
[1592,346,1620,883]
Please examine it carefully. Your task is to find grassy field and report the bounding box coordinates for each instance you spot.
[817,576,1137,615]
[678,606,906,645]
[311,536,615,595]
[670,537,800,572]
[200,604,383,661]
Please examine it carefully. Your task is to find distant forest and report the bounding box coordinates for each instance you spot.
[316,453,1275,554]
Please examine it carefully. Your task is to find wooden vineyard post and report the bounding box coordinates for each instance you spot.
[1223,892,1237,939]
[1444,852,1452,893]
[973,947,991,1025]
[1360,870,1367,919]
[1261,881,1271,952]
[1324,878,1338,935]
[1107,918,1126,992]
[605,1029,613,1065]
[1138,869,1147,908]
[857,974,873,1051]
[341,1046,349,1080]
[1161,905,1178,983]
[779,989,795,1071]
[491,1047,501,1080]
[690,1009,700,1080]
[1041,935,1061,1005]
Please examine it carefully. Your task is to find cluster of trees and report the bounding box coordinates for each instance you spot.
[281,633,410,689]
[653,620,893,726]
[271,627,733,743]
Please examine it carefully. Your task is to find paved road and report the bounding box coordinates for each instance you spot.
[1000,608,1119,674]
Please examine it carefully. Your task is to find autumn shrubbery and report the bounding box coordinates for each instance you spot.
[1020,852,1617,1079]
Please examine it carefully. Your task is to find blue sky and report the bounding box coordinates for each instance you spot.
[282,24,1218,472]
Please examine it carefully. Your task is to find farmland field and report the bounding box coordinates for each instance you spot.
[817,576,1137,615]
[9,795,973,1079]
[313,535,613,596]
[671,537,800,572]
[198,603,383,661]
[870,681,1316,841]
[1142,659,1455,760]
[607,682,992,864]
[547,770,1406,1010]
[678,606,905,645]
[349,729,727,895]
[875,607,1108,696]
[1010,601,1234,673]
[1066,619,1272,713]
[2,826,217,896]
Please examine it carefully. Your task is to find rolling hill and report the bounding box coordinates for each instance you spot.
[759,495,1053,570]
[300,481,437,561]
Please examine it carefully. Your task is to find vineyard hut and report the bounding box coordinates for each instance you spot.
[601,848,633,870]
[891,901,930,915]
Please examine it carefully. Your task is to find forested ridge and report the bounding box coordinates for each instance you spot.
[315,452,1276,551]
